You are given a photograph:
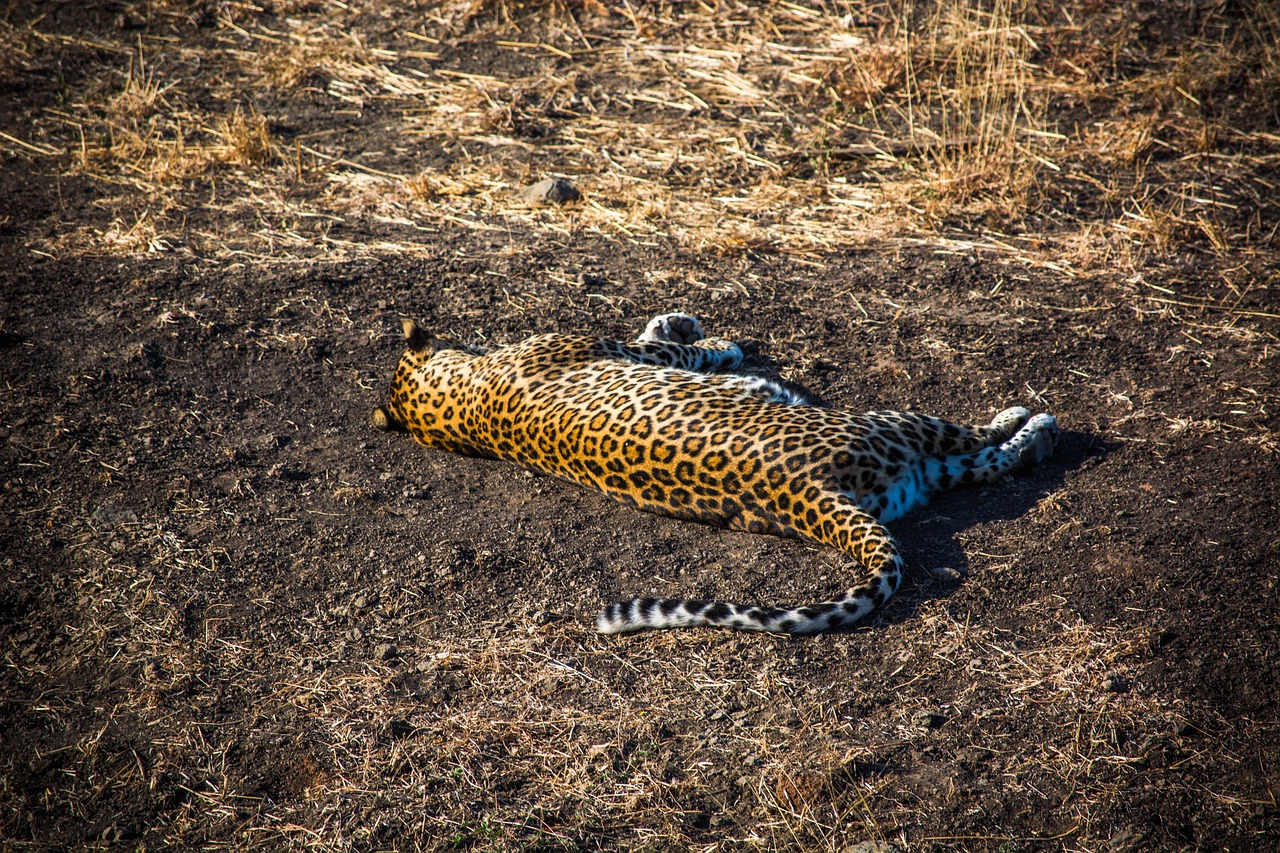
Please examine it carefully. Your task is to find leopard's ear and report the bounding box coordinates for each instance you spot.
[400,318,434,352]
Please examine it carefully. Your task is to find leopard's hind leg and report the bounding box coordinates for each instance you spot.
[629,313,815,405]
[924,413,1059,493]
[635,312,708,346]
[866,407,1034,458]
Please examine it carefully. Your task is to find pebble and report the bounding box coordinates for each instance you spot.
[912,709,944,729]
[518,177,581,205]
[843,842,901,853]
[91,501,137,527]
[101,825,135,842]
[387,718,415,739]
[928,566,963,583]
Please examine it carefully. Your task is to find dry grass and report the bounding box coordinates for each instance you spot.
[40,505,1201,850]
[33,481,1248,852]
[6,0,1276,277]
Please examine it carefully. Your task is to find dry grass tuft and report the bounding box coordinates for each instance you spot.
[97,212,169,254]
[213,106,277,166]
[108,49,173,122]
[902,0,1045,222]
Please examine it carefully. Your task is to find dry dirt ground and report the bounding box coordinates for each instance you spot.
[2,1,1279,851]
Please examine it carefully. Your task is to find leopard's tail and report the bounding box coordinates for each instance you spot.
[594,585,896,634]
[595,514,903,634]
[596,494,906,627]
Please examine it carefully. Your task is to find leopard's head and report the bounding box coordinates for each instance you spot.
[369,318,460,433]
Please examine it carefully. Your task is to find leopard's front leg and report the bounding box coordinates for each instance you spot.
[602,312,743,372]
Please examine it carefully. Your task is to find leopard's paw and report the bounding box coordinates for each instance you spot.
[639,313,704,345]
[1013,414,1059,467]
[990,406,1031,436]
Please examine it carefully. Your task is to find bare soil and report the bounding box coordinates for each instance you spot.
[2,2,1278,851]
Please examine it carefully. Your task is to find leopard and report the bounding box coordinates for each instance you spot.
[371,312,1059,634]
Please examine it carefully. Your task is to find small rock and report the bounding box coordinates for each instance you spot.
[1107,827,1144,851]
[912,709,944,729]
[844,842,900,853]
[373,642,398,661]
[345,627,364,642]
[268,464,308,482]
[91,501,137,527]
[388,718,416,739]
[518,177,581,205]
[928,566,963,583]
[101,825,135,842]
[256,433,289,450]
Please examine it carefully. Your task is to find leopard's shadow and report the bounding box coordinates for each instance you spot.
[820,427,1105,636]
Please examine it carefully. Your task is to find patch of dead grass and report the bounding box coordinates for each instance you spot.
[35,468,1204,849]
[212,106,277,166]
[11,0,1278,282]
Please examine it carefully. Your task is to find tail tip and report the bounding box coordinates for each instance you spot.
[595,603,628,634]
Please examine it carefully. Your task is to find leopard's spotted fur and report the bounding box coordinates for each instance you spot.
[371,313,1059,634]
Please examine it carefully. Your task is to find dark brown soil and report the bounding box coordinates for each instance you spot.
[2,2,1278,851]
